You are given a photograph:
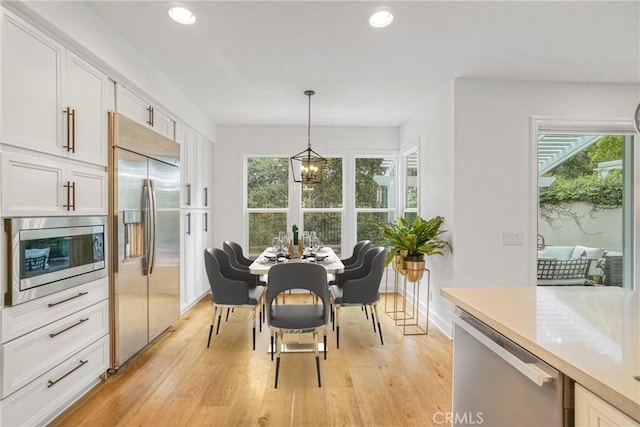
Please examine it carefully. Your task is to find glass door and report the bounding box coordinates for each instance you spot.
[536,130,635,289]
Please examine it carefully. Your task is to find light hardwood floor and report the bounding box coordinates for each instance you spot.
[50,293,453,427]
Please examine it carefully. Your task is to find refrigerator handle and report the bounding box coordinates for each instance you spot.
[148,179,157,275]
[186,212,191,235]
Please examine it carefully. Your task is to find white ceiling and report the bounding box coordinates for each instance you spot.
[85,1,639,127]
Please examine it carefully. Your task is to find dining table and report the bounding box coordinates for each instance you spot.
[248,246,345,276]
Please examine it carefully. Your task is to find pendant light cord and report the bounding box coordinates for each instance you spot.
[307,91,312,149]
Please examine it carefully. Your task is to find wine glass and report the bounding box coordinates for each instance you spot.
[303,231,310,253]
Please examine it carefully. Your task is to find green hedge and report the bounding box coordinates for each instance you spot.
[539,170,622,209]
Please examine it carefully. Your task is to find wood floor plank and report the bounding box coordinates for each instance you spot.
[50,293,452,427]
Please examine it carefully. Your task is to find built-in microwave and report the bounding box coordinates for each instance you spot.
[4,216,107,306]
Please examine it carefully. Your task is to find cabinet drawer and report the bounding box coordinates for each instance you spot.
[1,300,108,398]
[1,277,108,343]
[0,335,109,427]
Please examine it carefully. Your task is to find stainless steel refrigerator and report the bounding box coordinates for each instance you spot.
[108,112,180,370]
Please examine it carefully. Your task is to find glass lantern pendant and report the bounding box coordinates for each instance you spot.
[290,90,327,183]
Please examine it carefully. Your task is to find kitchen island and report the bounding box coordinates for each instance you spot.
[441,286,639,424]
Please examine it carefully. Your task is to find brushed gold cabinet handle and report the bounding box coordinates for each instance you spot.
[63,107,72,152]
[146,106,154,126]
[49,318,89,338]
[71,181,76,211]
[48,291,89,308]
[63,181,72,210]
[47,360,88,388]
[70,108,76,153]
[186,183,192,206]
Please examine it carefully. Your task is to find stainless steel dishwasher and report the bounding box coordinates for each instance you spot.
[452,308,573,427]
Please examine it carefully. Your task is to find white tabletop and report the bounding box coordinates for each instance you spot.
[249,247,345,275]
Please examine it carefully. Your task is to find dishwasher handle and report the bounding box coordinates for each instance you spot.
[453,315,557,387]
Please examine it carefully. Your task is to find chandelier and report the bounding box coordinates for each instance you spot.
[290,90,327,183]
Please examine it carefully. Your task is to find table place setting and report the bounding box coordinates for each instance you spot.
[249,245,344,275]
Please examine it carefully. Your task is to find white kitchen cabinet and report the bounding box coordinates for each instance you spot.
[1,9,109,166]
[65,52,109,166]
[0,274,109,427]
[195,210,213,296]
[177,122,213,209]
[1,277,108,344]
[1,300,109,398]
[1,8,63,156]
[198,138,213,209]
[178,123,197,208]
[116,84,175,140]
[575,383,639,427]
[180,209,212,312]
[0,151,107,217]
[177,122,214,310]
[181,210,196,310]
[68,162,108,215]
[0,336,109,427]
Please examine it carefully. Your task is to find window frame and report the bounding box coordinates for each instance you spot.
[353,154,398,245]
[400,147,419,221]
[244,155,291,256]
[530,117,638,290]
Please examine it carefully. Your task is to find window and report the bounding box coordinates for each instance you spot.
[534,120,637,290]
[302,157,343,256]
[245,153,404,259]
[404,150,418,222]
[246,157,289,256]
[355,157,396,244]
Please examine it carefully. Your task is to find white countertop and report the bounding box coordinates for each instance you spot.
[441,286,640,422]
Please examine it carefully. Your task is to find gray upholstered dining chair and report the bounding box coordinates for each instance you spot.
[204,248,264,350]
[266,263,330,388]
[341,240,372,269]
[223,240,265,287]
[328,240,371,285]
[330,246,386,349]
[223,240,254,268]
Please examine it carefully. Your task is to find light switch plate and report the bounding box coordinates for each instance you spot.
[503,232,524,246]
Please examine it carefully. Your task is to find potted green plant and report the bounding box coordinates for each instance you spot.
[381,215,451,281]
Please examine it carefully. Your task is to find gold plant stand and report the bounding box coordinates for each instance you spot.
[384,264,408,321]
[386,266,430,335]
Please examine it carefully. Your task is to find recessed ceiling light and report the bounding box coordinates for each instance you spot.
[369,10,393,28]
[168,6,196,25]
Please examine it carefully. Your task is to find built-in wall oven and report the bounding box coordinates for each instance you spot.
[4,216,107,306]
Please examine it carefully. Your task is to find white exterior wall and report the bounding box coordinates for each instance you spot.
[407,78,639,336]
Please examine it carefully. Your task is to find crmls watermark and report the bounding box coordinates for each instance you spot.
[432,411,484,425]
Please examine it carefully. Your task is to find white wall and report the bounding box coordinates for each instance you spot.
[398,81,457,334]
[539,203,623,252]
[405,78,639,336]
[213,125,399,250]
